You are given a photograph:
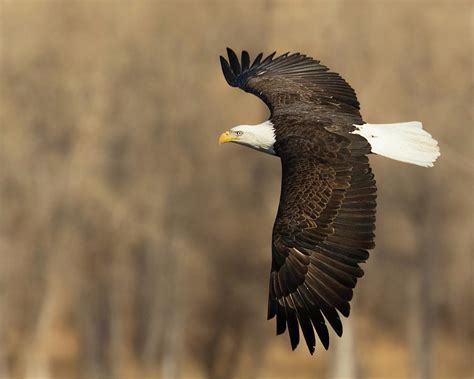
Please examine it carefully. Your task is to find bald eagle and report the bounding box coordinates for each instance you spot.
[218,48,440,354]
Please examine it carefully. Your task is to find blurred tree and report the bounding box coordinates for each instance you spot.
[0,2,472,379]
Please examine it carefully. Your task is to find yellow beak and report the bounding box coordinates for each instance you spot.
[219,131,235,145]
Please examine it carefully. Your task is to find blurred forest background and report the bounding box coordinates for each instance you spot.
[0,1,472,379]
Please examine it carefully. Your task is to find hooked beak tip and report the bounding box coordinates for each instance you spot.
[219,131,231,145]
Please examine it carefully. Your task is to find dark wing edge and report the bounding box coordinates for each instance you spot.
[219,48,278,88]
[268,135,376,354]
[219,47,360,113]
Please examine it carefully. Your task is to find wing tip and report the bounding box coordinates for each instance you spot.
[322,339,330,350]
[289,332,299,351]
[225,46,235,58]
[220,48,284,87]
[219,55,236,86]
[272,302,344,353]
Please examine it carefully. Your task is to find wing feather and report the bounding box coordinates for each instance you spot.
[226,47,241,75]
[268,129,376,353]
[251,52,263,68]
[241,50,250,72]
[219,48,361,121]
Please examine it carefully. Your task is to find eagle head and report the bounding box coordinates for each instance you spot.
[218,122,276,155]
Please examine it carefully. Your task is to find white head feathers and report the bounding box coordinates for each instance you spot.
[230,121,276,155]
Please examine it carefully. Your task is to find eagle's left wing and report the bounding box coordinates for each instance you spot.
[269,130,376,354]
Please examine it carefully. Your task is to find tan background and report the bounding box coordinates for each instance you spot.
[0,1,472,379]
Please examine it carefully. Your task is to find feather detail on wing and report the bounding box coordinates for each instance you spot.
[268,130,376,354]
[220,48,361,118]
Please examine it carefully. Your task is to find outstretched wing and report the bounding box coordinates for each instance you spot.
[220,48,361,122]
[268,129,376,354]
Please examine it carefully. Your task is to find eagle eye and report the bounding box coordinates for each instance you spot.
[235,131,243,136]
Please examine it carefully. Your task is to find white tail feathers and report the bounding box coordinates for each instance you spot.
[352,122,440,167]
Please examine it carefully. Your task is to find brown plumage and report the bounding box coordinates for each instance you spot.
[220,48,377,354]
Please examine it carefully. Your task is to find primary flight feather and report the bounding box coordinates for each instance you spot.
[218,48,440,354]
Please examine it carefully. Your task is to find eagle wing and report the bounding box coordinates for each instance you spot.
[219,48,362,127]
[269,130,376,354]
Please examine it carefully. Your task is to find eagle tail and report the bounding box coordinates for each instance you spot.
[352,122,440,167]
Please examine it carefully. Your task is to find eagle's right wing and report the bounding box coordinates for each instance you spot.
[219,48,361,122]
[268,131,376,354]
